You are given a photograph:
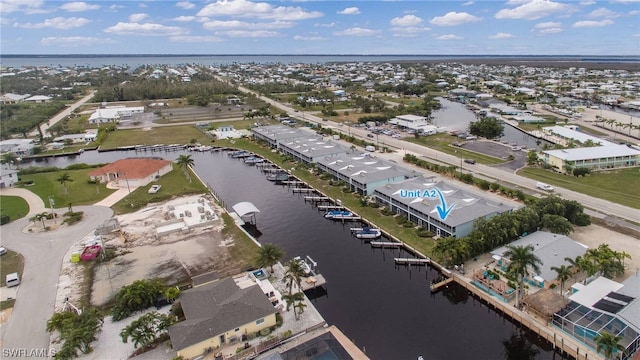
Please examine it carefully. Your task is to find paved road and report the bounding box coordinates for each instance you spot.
[227,82,639,223]
[0,205,113,352]
[29,91,97,137]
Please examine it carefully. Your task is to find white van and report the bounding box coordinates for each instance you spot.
[536,182,554,191]
[6,272,20,287]
[365,145,375,152]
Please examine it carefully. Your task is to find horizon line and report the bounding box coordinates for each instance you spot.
[2,54,638,58]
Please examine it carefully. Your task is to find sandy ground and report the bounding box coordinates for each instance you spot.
[570,223,640,280]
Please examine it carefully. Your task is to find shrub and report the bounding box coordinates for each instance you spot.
[62,211,84,225]
[0,214,10,225]
[260,328,270,337]
[396,215,408,224]
[416,228,434,238]
[111,279,165,321]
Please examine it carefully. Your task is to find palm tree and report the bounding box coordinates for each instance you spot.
[255,243,284,273]
[283,258,306,295]
[594,331,625,360]
[551,265,573,295]
[175,154,195,182]
[1,152,17,169]
[503,244,542,308]
[30,212,49,230]
[56,172,73,195]
[292,292,306,320]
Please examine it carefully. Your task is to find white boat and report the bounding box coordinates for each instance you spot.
[324,210,354,220]
[244,156,264,165]
[353,227,382,239]
[293,256,315,275]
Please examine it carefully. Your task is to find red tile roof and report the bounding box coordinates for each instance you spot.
[88,158,172,180]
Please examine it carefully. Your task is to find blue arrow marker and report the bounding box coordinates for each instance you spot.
[434,188,455,221]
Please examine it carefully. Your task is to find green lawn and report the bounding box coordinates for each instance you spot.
[405,134,506,165]
[0,196,29,222]
[215,138,436,257]
[99,125,213,149]
[0,250,24,287]
[18,168,116,209]
[517,167,640,209]
[111,164,208,214]
[221,213,260,269]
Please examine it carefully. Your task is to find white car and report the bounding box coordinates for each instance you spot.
[148,185,162,194]
[536,182,554,191]
[0,246,6,256]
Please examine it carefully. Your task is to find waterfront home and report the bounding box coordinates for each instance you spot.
[388,114,429,132]
[251,125,308,149]
[542,126,615,147]
[168,277,277,359]
[553,275,640,359]
[88,158,172,188]
[373,176,515,238]
[316,153,415,195]
[87,106,144,124]
[542,144,640,172]
[0,138,35,156]
[0,166,19,188]
[278,137,348,165]
[492,231,589,289]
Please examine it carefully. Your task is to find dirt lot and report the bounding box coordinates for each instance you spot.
[57,195,248,308]
[570,223,640,280]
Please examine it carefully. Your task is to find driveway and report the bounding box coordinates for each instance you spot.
[0,205,113,352]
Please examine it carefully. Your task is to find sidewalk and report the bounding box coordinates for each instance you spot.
[93,186,139,207]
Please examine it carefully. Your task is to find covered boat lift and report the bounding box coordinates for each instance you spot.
[231,201,260,225]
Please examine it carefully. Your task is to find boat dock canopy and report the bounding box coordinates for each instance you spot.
[232,202,261,217]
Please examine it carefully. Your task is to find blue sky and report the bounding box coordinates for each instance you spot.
[1,0,639,55]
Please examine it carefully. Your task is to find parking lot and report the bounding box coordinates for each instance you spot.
[461,140,528,171]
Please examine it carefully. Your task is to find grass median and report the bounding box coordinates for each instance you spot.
[517,167,640,209]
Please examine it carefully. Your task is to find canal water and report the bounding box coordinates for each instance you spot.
[432,98,551,150]
[24,150,559,360]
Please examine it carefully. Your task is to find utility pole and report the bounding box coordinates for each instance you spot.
[48,196,56,224]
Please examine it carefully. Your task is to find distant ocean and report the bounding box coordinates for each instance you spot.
[1,54,639,68]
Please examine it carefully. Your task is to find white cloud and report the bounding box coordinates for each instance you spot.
[579,0,595,5]
[572,19,614,27]
[41,36,113,46]
[588,8,620,18]
[534,21,561,29]
[539,27,562,33]
[489,32,515,39]
[215,30,279,37]
[333,27,380,36]
[203,19,293,30]
[629,10,640,15]
[293,35,325,41]
[176,1,195,9]
[436,34,463,40]
[610,0,640,3]
[0,0,46,14]
[495,0,568,20]
[337,7,360,15]
[138,3,147,8]
[391,26,430,37]
[314,22,336,27]
[173,16,196,22]
[169,35,223,42]
[197,0,323,21]
[60,2,100,12]
[390,14,423,27]
[462,1,474,6]
[104,22,187,36]
[430,12,481,26]
[129,13,148,22]
[109,4,125,11]
[14,16,91,29]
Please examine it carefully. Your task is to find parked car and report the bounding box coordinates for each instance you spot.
[367,133,375,138]
[464,159,476,164]
[148,185,162,194]
[6,272,20,287]
[536,182,554,191]
[0,246,6,256]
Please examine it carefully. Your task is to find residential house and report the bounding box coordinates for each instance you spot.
[168,277,277,359]
[88,158,173,188]
[0,166,19,188]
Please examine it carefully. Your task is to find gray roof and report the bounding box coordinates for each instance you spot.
[374,177,514,227]
[544,144,640,161]
[492,231,588,282]
[543,126,615,146]
[317,153,413,185]
[168,277,276,351]
[280,138,348,159]
[251,125,308,141]
[618,275,640,329]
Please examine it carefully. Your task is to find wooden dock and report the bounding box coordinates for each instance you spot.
[292,188,315,193]
[304,196,329,202]
[317,205,345,210]
[280,180,304,185]
[394,258,430,265]
[370,241,402,248]
[300,273,327,291]
[429,277,454,292]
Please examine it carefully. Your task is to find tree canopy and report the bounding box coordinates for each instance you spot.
[469,117,504,139]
